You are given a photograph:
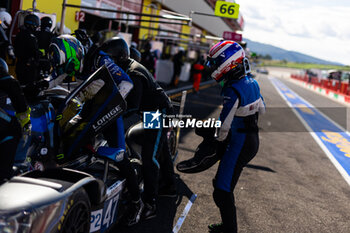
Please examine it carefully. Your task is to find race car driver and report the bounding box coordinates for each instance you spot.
[205,41,265,233]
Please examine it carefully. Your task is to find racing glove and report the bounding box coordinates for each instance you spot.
[16,107,31,128]
[7,44,16,63]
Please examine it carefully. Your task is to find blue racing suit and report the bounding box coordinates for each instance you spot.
[213,75,265,232]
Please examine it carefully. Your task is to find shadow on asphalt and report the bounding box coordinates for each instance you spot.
[246,164,276,173]
[114,175,195,233]
[177,146,196,153]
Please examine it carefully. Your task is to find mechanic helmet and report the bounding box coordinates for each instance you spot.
[131,41,138,49]
[0,10,12,30]
[239,41,247,50]
[144,42,151,51]
[24,14,40,31]
[49,34,85,77]
[40,16,52,30]
[91,31,102,45]
[130,46,141,62]
[99,37,130,67]
[0,57,9,73]
[206,40,250,82]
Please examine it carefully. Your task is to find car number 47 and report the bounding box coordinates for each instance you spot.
[90,194,120,232]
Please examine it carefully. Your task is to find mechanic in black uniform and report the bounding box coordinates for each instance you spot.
[80,36,144,226]
[99,37,176,220]
[36,16,53,57]
[13,14,40,100]
[0,58,30,184]
[140,42,155,75]
[36,16,54,76]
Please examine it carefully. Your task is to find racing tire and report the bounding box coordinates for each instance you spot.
[57,188,91,233]
[167,129,177,161]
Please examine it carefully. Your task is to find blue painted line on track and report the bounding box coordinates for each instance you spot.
[270,78,350,185]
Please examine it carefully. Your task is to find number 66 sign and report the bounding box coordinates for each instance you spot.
[214,1,240,19]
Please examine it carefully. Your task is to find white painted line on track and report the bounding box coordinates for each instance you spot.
[270,77,350,186]
[172,194,197,233]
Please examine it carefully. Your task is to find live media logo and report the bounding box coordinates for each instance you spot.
[143,110,162,129]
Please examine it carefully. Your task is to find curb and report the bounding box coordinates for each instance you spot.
[289,78,350,106]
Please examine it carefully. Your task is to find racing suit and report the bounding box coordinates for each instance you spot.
[14,27,40,101]
[36,27,53,57]
[140,49,155,75]
[214,75,265,232]
[192,62,204,92]
[36,27,54,75]
[124,58,175,206]
[0,68,29,182]
[89,51,140,202]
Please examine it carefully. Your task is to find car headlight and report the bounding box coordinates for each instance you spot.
[0,210,39,233]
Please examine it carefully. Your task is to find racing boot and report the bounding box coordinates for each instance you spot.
[208,223,235,233]
[142,202,157,220]
[124,199,144,226]
[158,183,177,198]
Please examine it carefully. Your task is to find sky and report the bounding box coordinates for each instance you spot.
[236,0,350,65]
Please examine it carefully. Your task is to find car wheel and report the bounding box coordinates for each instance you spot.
[57,188,91,233]
[167,129,177,160]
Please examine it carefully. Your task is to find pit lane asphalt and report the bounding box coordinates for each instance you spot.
[113,68,350,233]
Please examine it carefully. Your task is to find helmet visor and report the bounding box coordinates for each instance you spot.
[205,56,239,81]
[205,57,219,76]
